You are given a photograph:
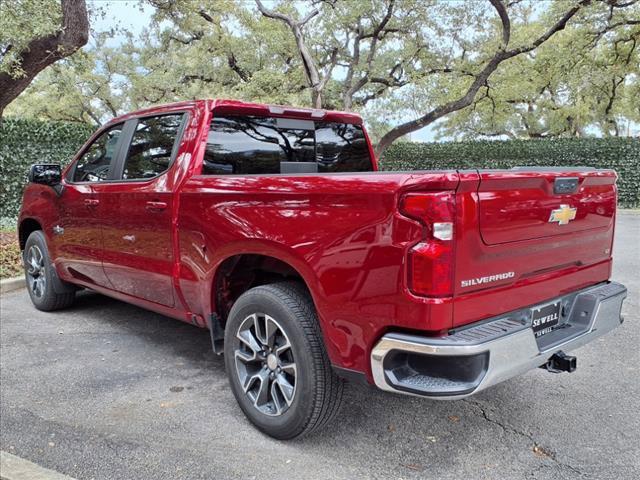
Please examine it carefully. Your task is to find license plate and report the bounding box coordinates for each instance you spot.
[531,301,561,338]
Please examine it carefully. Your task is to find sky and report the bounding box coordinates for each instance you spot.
[91,0,153,46]
[88,0,441,141]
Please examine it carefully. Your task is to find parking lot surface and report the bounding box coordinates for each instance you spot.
[1,213,638,480]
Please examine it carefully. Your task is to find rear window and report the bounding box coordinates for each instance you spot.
[315,122,372,173]
[203,115,372,175]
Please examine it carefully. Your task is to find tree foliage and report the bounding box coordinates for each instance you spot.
[5,0,639,152]
[5,33,134,125]
[435,0,640,139]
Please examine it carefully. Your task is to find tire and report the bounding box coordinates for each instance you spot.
[224,281,343,439]
[23,230,75,311]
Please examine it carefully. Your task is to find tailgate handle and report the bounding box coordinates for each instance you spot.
[146,201,168,211]
[554,177,579,195]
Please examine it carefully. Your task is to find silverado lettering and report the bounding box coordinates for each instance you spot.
[461,271,515,288]
[18,99,628,439]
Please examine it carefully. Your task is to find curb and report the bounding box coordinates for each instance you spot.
[0,451,77,480]
[619,209,640,215]
[0,276,25,295]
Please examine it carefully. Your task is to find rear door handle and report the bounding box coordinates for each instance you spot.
[146,201,168,211]
[84,199,99,208]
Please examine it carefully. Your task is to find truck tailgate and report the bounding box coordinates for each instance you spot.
[452,169,617,328]
[478,170,616,245]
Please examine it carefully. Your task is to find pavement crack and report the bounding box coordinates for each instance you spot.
[463,398,527,439]
[463,399,587,478]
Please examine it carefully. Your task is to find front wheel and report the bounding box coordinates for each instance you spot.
[224,282,343,439]
[23,230,75,311]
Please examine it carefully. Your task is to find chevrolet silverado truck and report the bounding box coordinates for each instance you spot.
[19,99,627,439]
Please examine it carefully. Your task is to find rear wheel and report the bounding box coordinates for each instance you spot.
[224,282,343,439]
[23,230,75,311]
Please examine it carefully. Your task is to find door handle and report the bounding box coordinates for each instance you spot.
[84,198,99,208]
[146,201,168,211]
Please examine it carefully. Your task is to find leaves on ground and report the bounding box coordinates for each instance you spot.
[0,230,22,279]
[533,444,553,458]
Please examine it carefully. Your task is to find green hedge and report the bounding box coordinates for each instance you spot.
[0,118,95,224]
[0,119,638,226]
[381,138,639,208]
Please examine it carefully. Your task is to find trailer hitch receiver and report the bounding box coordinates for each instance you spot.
[542,351,577,373]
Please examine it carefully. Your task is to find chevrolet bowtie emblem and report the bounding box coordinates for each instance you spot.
[549,205,577,225]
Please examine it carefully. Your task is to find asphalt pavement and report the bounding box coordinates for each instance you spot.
[1,213,638,480]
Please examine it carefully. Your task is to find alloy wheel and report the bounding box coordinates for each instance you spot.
[234,313,297,416]
[25,245,46,298]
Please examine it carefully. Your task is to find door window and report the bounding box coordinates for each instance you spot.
[121,114,184,180]
[72,124,123,182]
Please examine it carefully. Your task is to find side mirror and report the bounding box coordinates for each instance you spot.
[28,164,62,186]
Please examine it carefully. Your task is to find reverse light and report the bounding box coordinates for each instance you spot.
[400,192,456,297]
[433,222,453,241]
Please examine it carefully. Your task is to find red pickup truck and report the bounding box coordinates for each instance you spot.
[19,99,627,439]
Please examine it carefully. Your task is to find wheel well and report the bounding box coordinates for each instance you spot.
[213,254,306,326]
[18,218,42,250]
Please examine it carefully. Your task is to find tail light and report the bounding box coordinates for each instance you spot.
[400,192,455,297]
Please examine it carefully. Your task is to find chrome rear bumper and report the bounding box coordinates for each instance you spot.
[371,282,627,399]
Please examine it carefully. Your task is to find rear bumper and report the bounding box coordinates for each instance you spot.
[371,281,627,399]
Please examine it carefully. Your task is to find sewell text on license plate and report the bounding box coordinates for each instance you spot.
[531,301,561,338]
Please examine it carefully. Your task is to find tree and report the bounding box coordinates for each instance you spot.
[255,0,640,154]
[6,0,637,146]
[254,0,439,111]
[435,0,640,139]
[0,0,90,117]
[254,0,327,108]
[122,0,458,123]
[377,0,588,154]
[5,34,133,125]
[134,0,312,106]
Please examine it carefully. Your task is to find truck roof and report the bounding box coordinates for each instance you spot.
[107,99,363,126]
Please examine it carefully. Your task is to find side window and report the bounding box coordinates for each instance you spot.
[315,122,372,172]
[203,116,315,175]
[121,114,183,180]
[72,124,123,182]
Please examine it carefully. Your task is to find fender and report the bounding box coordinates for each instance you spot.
[204,239,321,318]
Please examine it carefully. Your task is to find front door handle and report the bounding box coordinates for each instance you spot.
[146,201,168,212]
[84,198,99,208]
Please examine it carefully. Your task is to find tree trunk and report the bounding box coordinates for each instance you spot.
[0,0,89,117]
[255,0,323,108]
